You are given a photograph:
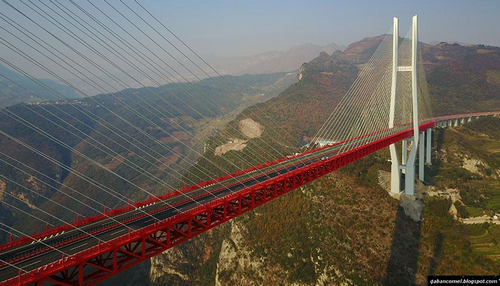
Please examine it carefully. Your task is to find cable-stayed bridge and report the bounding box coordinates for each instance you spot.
[0,2,499,285]
[2,113,498,286]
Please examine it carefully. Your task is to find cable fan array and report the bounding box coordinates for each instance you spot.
[0,0,298,246]
[312,26,432,153]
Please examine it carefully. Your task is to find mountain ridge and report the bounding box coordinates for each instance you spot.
[207,42,345,76]
[0,64,80,108]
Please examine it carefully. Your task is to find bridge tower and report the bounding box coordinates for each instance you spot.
[389,15,428,196]
[388,17,401,195]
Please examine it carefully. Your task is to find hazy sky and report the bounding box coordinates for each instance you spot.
[2,0,500,58]
[1,0,499,94]
[138,0,500,57]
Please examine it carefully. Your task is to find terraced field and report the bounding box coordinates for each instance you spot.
[466,224,500,260]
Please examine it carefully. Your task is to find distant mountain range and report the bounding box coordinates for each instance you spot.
[206,42,345,76]
[0,64,80,108]
[428,40,473,46]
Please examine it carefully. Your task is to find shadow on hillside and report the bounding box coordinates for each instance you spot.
[430,129,445,175]
[383,205,422,286]
[383,129,447,285]
[429,232,444,276]
[435,128,445,162]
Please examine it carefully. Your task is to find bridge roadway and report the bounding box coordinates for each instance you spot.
[2,112,499,283]
[0,123,409,282]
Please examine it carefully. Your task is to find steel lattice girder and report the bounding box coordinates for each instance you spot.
[4,122,435,286]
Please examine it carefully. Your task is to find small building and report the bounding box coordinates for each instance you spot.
[316,140,337,147]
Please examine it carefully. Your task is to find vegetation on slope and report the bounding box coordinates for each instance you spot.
[146,39,500,286]
[424,43,500,115]
[428,117,500,215]
[422,117,500,267]
[0,72,293,238]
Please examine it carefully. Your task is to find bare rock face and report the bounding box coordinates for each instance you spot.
[379,170,425,222]
[214,118,264,156]
[399,194,424,222]
[377,170,391,193]
[238,118,264,139]
[298,65,306,81]
[214,219,342,286]
[215,221,266,286]
[149,229,221,286]
[150,247,194,285]
[215,138,248,156]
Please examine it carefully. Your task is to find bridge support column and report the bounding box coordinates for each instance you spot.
[426,129,432,164]
[419,132,425,181]
[401,140,407,168]
[390,146,400,193]
[404,137,418,196]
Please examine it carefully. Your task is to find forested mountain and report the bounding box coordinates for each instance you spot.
[423,43,500,115]
[0,72,295,241]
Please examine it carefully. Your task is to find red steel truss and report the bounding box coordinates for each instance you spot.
[0,121,435,286]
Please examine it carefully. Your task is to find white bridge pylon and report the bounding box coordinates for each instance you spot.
[389,15,432,196]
